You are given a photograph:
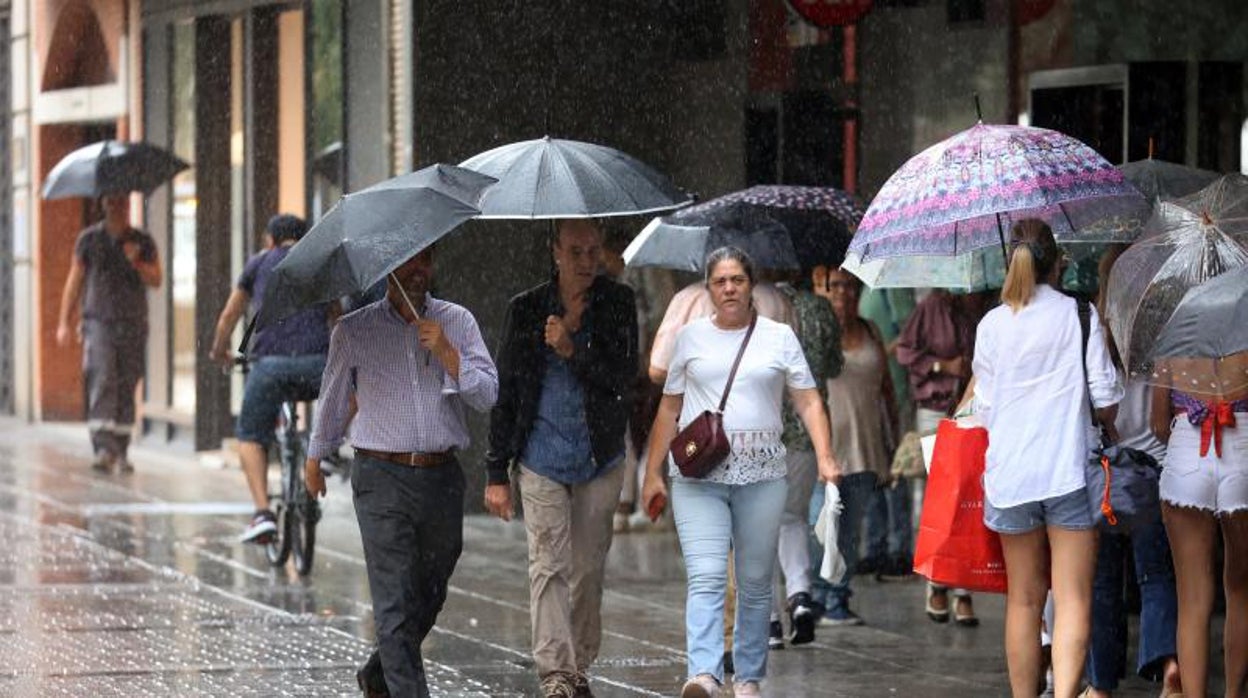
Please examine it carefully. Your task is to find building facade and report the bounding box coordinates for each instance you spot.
[7,1,1246,502]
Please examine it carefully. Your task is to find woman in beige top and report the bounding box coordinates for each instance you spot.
[810,267,897,626]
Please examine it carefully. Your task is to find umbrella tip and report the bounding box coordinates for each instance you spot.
[1200,210,1214,226]
[973,93,983,122]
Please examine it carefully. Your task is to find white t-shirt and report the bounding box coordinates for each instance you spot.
[664,316,815,484]
[973,285,1123,508]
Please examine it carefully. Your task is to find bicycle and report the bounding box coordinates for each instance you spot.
[232,355,321,576]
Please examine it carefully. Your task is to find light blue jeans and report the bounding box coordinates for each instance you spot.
[672,476,787,684]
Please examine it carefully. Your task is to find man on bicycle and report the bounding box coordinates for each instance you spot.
[209,214,337,543]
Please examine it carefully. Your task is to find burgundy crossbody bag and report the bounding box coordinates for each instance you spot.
[670,313,757,479]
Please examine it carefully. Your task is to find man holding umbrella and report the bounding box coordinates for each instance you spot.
[305,246,498,697]
[483,219,638,698]
[55,193,162,473]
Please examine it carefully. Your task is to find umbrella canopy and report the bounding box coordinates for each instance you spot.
[843,240,1106,293]
[42,140,189,200]
[458,136,691,219]
[848,123,1149,265]
[255,164,497,328]
[1149,265,1248,399]
[1118,158,1220,203]
[1105,174,1248,381]
[651,185,864,268]
[623,212,801,272]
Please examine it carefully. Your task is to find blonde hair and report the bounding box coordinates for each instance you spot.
[1000,219,1057,313]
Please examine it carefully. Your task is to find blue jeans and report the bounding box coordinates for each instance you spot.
[671,476,787,684]
[236,354,326,445]
[867,476,912,561]
[809,472,878,610]
[1086,518,1178,689]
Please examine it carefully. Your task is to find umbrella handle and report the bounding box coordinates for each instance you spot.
[388,272,422,321]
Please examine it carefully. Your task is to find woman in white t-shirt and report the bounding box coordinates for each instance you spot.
[972,220,1123,698]
[642,247,841,698]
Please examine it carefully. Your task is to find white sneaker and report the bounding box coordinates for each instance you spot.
[612,511,631,533]
[680,673,720,698]
[733,680,762,697]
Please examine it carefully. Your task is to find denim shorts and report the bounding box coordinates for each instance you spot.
[236,355,325,445]
[983,487,1094,535]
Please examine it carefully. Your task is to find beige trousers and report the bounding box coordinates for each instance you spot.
[519,463,626,678]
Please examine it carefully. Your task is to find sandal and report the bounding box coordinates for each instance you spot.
[954,595,978,627]
[925,586,949,623]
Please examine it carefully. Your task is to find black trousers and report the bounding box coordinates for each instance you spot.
[352,454,464,697]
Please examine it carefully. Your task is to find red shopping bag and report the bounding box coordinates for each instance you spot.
[912,419,1008,594]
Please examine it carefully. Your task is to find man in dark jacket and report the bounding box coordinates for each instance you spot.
[484,219,637,698]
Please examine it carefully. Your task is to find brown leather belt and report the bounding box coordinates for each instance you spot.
[355,448,454,468]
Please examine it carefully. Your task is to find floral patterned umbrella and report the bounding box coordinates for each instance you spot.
[848,123,1149,268]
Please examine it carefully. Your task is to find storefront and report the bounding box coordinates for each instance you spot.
[140,0,343,449]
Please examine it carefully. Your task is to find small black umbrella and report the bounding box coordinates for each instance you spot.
[42,140,189,200]
[623,210,801,272]
[458,136,691,219]
[255,164,497,329]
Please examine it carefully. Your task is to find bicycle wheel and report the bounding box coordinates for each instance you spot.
[264,459,293,567]
[289,432,319,576]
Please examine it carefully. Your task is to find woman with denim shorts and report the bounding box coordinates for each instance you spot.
[642,246,841,698]
[972,220,1123,698]
[1151,384,1248,697]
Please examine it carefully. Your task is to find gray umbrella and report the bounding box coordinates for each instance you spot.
[255,164,497,329]
[1149,265,1248,398]
[623,212,800,272]
[42,140,189,200]
[1118,158,1220,204]
[458,136,691,219]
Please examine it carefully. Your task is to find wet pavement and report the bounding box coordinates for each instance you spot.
[0,418,1222,696]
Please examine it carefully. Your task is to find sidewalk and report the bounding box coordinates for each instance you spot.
[0,418,1213,696]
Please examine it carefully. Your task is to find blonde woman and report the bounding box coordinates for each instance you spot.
[972,220,1123,698]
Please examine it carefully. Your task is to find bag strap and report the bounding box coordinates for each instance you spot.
[1077,298,1118,525]
[717,313,758,413]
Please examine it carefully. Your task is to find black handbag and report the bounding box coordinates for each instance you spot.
[1076,299,1162,533]
[670,314,757,479]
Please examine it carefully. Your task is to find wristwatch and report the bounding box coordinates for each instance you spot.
[933,360,942,375]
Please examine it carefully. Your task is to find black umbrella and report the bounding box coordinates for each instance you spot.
[458,136,691,219]
[1118,158,1220,203]
[623,210,801,272]
[42,140,189,200]
[652,186,864,269]
[254,164,497,329]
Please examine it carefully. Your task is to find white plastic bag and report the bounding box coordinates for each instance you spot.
[815,482,847,583]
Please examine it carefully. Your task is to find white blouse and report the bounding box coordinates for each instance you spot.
[664,316,815,485]
[973,285,1123,508]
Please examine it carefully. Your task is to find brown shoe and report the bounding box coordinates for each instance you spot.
[954,595,978,627]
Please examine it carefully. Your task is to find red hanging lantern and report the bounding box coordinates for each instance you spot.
[784,0,874,28]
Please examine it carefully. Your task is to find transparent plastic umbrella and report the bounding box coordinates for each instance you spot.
[1104,174,1248,381]
[1149,265,1248,399]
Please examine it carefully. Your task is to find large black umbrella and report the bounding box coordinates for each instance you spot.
[42,140,189,200]
[622,210,801,272]
[1150,265,1248,398]
[255,164,497,329]
[458,136,691,219]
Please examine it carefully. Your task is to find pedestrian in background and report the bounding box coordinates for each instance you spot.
[483,219,638,698]
[810,267,897,627]
[1080,245,1181,698]
[642,246,841,698]
[208,214,337,545]
[769,269,843,649]
[305,247,499,697]
[973,220,1122,698]
[55,193,162,474]
[896,288,989,625]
